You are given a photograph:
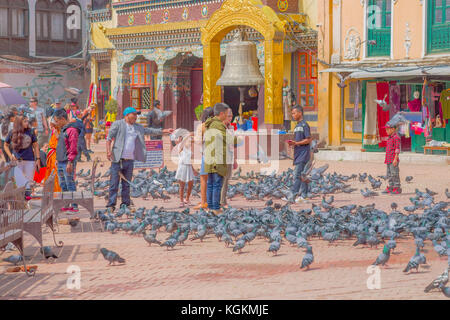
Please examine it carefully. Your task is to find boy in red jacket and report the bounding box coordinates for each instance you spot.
[383,123,402,194]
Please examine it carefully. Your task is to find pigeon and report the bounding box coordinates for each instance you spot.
[190,228,207,242]
[100,248,126,265]
[2,254,23,265]
[442,286,450,298]
[372,245,391,267]
[432,240,447,257]
[161,238,177,250]
[300,246,314,270]
[374,94,389,111]
[405,176,413,183]
[268,240,281,256]
[361,188,378,198]
[233,239,246,253]
[40,246,58,260]
[403,247,422,273]
[143,231,161,246]
[424,268,449,293]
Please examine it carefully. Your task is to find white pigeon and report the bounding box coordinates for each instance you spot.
[374,94,389,111]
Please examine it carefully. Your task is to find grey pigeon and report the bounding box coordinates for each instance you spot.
[144,232,161,246]
[403,247,422,273]
[233,239,246,253]
[2,254,23,265]
[442,286,450,298]
[268,240,281,256]
[300,246,314,270]
[40,246,58,260]
[100,248,126,265]
[424,268,449,293]
[372,245,391,267]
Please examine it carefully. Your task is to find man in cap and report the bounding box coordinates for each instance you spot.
[106,107,174,211]
[29,97,49,148]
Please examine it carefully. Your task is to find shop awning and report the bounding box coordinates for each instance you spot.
[320,65,450,79]
[348,66,450,79]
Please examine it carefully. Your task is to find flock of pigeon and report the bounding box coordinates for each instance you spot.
[1,162,449,298]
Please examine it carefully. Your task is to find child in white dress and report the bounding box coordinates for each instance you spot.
[175,134,197,207]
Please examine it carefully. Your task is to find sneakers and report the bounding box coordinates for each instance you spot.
[391,188,402,194]
[382,187,391,194]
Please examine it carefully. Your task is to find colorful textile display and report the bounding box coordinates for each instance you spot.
[389,81,401,118]
[376,82,390,148]
[363,82,380,145]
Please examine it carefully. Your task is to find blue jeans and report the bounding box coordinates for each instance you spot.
[107,159,134,208]
[291,162,309,197]
[57,161,78,208]
[207,173,223,210]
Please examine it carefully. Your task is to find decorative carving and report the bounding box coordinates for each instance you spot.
[404,22,412,59]
[277,0,288,12]
[331,53,341,64]
[344,28,361,60]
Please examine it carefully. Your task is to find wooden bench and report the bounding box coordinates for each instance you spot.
[23,173,63,251]
[0,182,35,276]
[423,145,450,156]
[53,158,99,222]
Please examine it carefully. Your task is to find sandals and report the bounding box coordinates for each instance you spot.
[193,203,208,210]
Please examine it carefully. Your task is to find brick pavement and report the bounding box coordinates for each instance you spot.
[0,139,448,299]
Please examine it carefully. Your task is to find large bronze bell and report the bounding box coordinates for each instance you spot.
[217,29,264,125]
[216,29,264,86]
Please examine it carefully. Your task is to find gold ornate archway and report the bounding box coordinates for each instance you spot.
[201,0,286,125]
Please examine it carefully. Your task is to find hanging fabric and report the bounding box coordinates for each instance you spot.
[440,88,450,120]
[376,82,390,148]
[389,81,401,118]
[354,80,361,120]
[363,82,380,145]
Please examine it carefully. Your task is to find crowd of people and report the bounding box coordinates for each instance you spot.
[0,97,95,206]
[0,94,319,215]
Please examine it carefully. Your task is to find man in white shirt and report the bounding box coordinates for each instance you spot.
[106,107,173,211]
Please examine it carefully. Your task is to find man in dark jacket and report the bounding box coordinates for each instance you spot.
[53,108,81,213]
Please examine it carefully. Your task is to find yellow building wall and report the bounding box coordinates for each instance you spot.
[343,82,362,141]
[283,53,291,85]
[392,1,423,60]
[299,0,318,29]
[340,0,365,61]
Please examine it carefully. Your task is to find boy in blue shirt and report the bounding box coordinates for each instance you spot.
[287,105,312,203]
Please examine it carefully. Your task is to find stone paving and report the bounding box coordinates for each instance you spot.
[0,139,449,299]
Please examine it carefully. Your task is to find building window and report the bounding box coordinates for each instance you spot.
[428,0,450,53]
[92,0,111,11]
[367,0,392,57]
[129,62,154,110]
[50,1,65,41]
[0,0,29,56]
[0,7,8,37]
[36,0,82,57]
[0,0,28,38]
[297,51,318,110]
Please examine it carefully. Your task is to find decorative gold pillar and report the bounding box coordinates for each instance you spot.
[263,39,284,125]
[202,41,222,108]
